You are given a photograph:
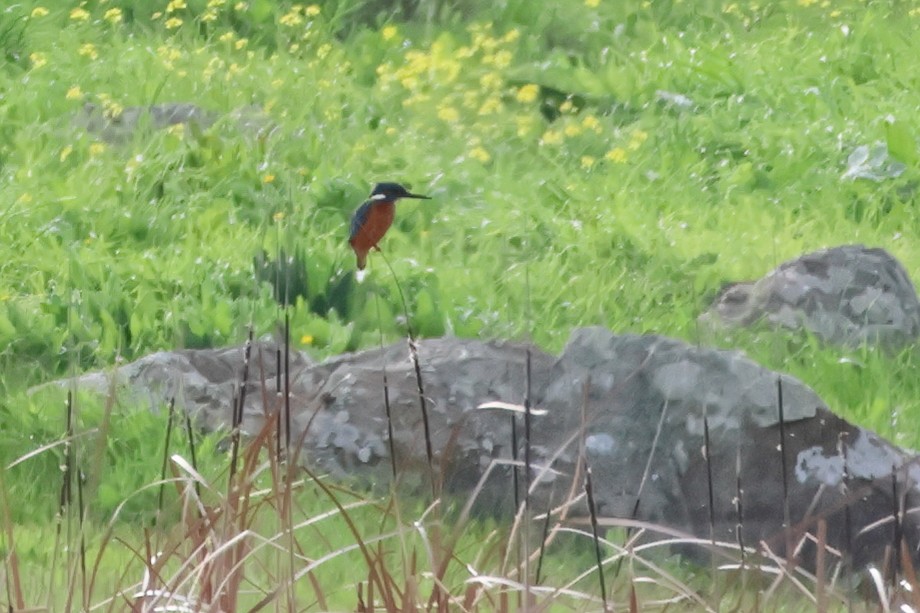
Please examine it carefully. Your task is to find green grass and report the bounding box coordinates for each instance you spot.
[2,0,920,609]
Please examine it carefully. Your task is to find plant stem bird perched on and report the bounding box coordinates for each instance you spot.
[348,182,431,270]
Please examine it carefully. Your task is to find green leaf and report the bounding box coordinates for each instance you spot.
[0,307,17,340]
[249,0,275,23]
[885,120,917,166]
[415,289,444,337]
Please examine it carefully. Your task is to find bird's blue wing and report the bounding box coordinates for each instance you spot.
[349,200,372,241]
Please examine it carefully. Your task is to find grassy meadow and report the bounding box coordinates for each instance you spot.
[3,0,920,609]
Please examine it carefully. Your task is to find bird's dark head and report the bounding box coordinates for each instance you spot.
[369,182,431,202]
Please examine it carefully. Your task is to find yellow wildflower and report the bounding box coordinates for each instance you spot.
[30,7,49,18]
[317,43,332,58]
[478,96,502,115]
[89,143,106,157]
[70,7,90,21]
[541,130,563,145]
[104,8,123,23]
[29,52,47,68]
[492,50,512,68]
[235,38,248,50]
[279,10,303,26]
[382,25,398,40]
[301,334,314,345]
[516,84,539,103]
[17,193,33,204]
[458,90,477,109]
[305,4,320,16]
[564,124,583,137]
[628,129,648,150]
[202,57,223,80]
[605,147,627,163]
[166,0,187,12]
[438,106,459,122]
[201,10,218,22]
[559,100,574,113]
[158,45,182,63]
[234,2,248,10]
[480,72,503,90]
[516,116,536,138]
[66,86,83,100]
[581,155,596,169]
[403,94,431,108]
[97,93,124,118]
[165,17,183,28]
[470,146,491,163]
[208,0,227,6]
[585,0,600,6]
[502,29,520,43]
[79,43,98,60]
[582,115,602,133]
[475,33,498,51]
[263,174,275,184]
[167,124,185,136]
[219,31,235,42]
[60,145,73,162]
[273,211,284,221]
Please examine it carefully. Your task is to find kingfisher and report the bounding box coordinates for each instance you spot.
[348,182,431,270]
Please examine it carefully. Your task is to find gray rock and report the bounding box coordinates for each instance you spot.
[73,102,274,143]
[44,328,920,572]
[700,245,920,350]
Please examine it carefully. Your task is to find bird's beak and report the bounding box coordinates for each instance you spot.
[405,192,431,200]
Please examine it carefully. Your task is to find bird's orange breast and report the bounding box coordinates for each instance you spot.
[349,202,395,251]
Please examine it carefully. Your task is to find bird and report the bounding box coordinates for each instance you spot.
[348,182,431,270]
